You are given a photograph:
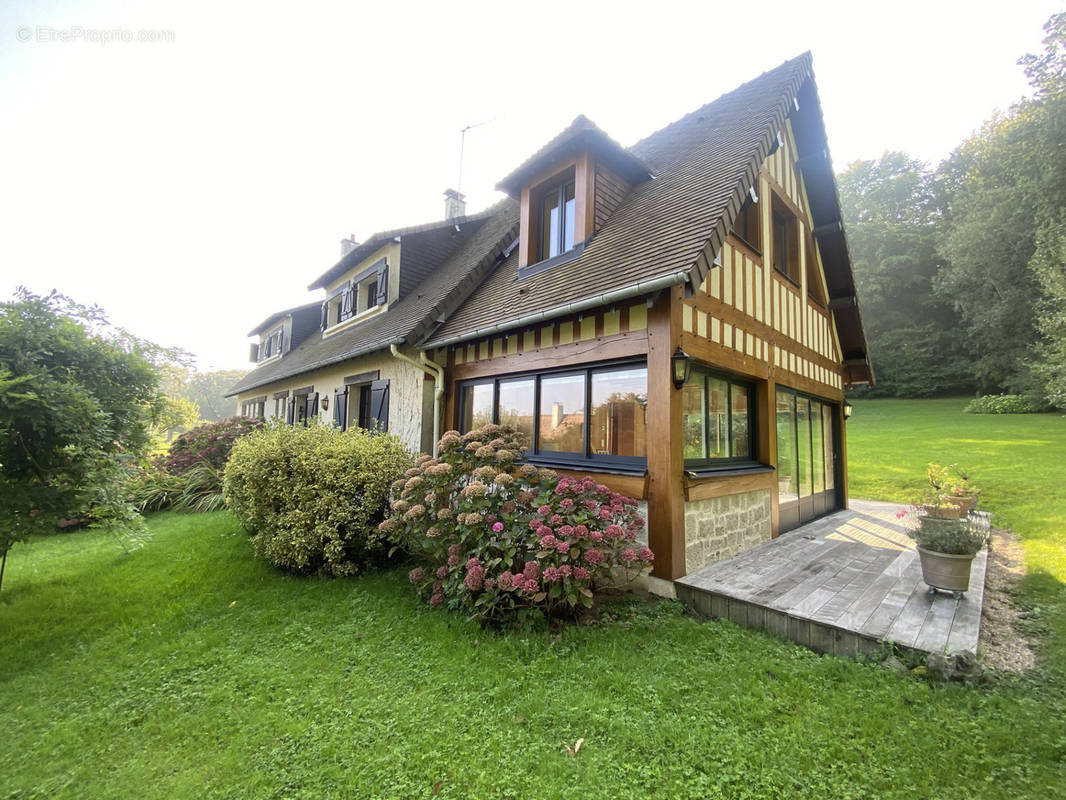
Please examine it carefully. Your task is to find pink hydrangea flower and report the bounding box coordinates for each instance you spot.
[605,524,625,539]
[484,578,495,591]
[589,531,604,543]
[583,499,599,511]
[620,548,637,564]
[436,566,449,580]
[583,548,604,564]
[573,567,590,580]
[574,525,588,537]
[492,522,504,533]
[511,575,527,592]
[525,579,540,594]
[408,567,425,583]
[466,557,481,569]
[538,505,552,517]
[549,514,564,526]
[598,507,612,520]
[498,571,513,590]
[464,564,484,591]
[557,525,574,537]
[596,484,610,495]
[638,547,654,562]
[559,498,575,510]
[523,561,541,581]
[447,555,459,568]
[540,534,558,549]
[429,593,444,607]
[529,518,543,530]
[537,525,553,538]
[448,544,461,558]
[543,567,560,582]
[558,565,572,577]
[555,540,570,554]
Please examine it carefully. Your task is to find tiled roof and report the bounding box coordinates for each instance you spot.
[426,54,813,346]
[227,200,519,396]
[247,301,320,337]
[307,208,498,291]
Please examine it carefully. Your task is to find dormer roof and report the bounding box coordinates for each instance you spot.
[495,114,652,197]
[247,301,320,337]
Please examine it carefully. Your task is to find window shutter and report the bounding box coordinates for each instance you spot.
[333,388,347,429]
[308,392,319,420]
[277,330,284,354]
[320,302,329,331]
[249,343,260,362]
[369,379,389,432]
[375,265,388,306]
[286,397,295,425]
[341,285,354,319]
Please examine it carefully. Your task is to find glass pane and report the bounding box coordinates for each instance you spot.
[590,367,647,457]
[707,377,728,458]
[730,383,750,458]
[776,390,797,503]
[797,398,812,498]
[461,383,493,433]
[823,403,836,491]
[497,379,535,450]
[682,375,706,460]
[541,190,561,259]
[563,181,576,252]
[811,401,825,493]
[538,374,585,454]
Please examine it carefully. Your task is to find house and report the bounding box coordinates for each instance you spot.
[227,52,873,592]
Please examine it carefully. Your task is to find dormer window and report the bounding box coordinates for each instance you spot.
[260,328,283,361]
[365,277,379,310]
[538,179,576,261]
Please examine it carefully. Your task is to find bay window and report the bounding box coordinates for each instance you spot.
[459,362,647,467]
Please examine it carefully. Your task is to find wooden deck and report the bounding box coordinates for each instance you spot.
[675,499,989,659]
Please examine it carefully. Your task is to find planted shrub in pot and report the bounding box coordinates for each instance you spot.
[905,469,987,595]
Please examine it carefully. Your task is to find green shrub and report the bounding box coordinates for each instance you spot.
[381,424,651,626]
[223,423,411,576]
[963,394,1046,414]
[131,461,229,514]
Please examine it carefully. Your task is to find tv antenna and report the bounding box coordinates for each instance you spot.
[457,116,501,197]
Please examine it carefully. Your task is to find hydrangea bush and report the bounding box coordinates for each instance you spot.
[381,424,652,625]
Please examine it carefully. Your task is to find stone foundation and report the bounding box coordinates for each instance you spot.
[684,489,772,574]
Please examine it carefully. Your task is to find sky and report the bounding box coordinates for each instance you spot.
[1,0,1060,371]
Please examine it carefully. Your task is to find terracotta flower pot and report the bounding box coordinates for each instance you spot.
[917,546,976,594]
[919,503,964,520]
[941,494,977,514]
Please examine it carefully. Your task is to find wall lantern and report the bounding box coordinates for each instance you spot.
[321,396,330,412]
[843,400,853,420]
[671,346,692,390]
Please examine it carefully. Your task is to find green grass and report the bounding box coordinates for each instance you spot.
[2,400,1066,799]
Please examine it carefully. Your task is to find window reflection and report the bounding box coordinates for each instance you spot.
[461,383,493,433]
[497,379,534,450]
[590,367,647,457]
[538,374,585,453]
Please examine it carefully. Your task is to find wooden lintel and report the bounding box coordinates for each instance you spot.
[812,221,842,238]
[827,296,857,311]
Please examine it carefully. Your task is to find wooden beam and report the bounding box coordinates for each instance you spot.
[812,221,843,238]
[685,470,774,502]
[828,296,857,312]
[450,331,649,381]
[646,286,685,580]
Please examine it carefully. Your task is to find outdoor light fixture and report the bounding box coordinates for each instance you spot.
[843,400,853,420]
[671,346,692,389]
[321,396,329,412]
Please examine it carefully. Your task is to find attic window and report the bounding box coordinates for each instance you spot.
[771,197,800,285]
[260,327,283,361]
[733,198,761,252]
[538,178,576,261]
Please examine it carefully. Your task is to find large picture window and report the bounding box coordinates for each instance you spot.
[459,362,647,467]
[682,368,755,467]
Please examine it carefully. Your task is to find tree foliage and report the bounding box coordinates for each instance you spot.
[0,289,174,587]
[159,366,247,423]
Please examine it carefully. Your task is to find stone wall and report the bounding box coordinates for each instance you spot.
[684,489,771,575]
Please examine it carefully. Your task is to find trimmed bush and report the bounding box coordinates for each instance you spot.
[165,416,264,474]
[963,394,1046,414]
[223,423,411,576]
[381,424,651,626]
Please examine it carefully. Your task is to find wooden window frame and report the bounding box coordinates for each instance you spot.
[537,177,577,263]
[732,197,761,253]
[457,358,648,471]
[771,194,800,286]
[682,367,758,471]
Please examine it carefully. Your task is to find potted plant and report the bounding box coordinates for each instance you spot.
[906,469,987,595]
[939,463,980,515]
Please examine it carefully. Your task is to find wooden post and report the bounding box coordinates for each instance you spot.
[758,378,781,538]
[646,286,686,580]
[838,401,850,510]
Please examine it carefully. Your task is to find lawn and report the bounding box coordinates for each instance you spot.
[2,400,1065,799]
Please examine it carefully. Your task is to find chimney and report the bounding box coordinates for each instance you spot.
[552,402,564,430]
[340,234,358,257]
[444,188,466,220]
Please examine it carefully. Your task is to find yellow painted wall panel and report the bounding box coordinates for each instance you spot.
[629,304,648,331]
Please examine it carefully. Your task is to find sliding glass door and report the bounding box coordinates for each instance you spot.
[775,388,840,533]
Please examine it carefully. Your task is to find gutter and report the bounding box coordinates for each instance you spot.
[422,270,691,350]
[389,344,444,457]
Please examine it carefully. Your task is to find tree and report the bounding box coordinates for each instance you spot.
[159,366,247,422]
[837,153,971,396]
[936,13,1066,399]
[0,290,178,592]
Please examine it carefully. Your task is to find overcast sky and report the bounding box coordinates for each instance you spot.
[1,0,1060,370]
